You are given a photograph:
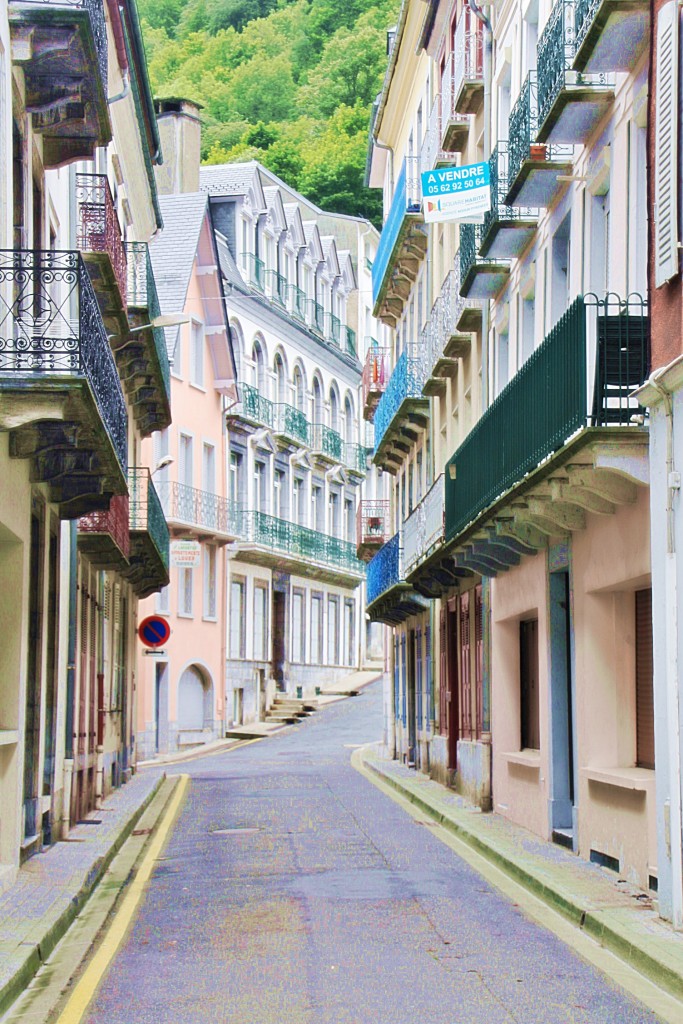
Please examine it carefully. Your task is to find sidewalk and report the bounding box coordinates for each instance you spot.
[360,743,683,1003]
[0,772,163,1017]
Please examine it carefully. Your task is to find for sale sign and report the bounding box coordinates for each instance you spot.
[421,161,491,224]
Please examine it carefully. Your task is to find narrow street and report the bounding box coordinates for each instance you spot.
[76,683,661,1024]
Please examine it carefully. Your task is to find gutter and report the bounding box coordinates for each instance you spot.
[124,0,163,166]
[373,0,412,145]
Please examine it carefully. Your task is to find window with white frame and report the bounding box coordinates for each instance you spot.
[203,545,217,619]
[345,498,354,542]
[293,477,304,525]
[229,577,246,658]
[190,320,204,387]
[254,583,268,660]
[274,468,285,519]
[327,596,339,664]
[254,460,267,512]
[311,593,323,665]
[156,584,170,614]
[179,567,193,617]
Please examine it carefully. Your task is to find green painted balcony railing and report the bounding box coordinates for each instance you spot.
[243,253,265,291]
[344,442,368,474]
[290,284,307,320]
[310,422,343,461]
[236,510,365,575]
[128,468,170,570]
[445,293,649,542]
[327,313,341,345]
[235,382,273,426]
[311,300,325,334]
[125,242,171,401]
[342,326,357,357]
[273,402,310,445]
[267,270,288,306]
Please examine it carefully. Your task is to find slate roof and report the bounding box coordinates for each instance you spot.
[148,191,208,358]
[199,162,261,196]
[214,231,248,292]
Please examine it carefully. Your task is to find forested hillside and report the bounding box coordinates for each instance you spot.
[138,0,400,223]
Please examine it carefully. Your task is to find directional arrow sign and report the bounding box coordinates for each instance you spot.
[138,615,171,649]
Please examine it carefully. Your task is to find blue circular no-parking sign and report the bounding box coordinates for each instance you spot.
[138,615,171,648]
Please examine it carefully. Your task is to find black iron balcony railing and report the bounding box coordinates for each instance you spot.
[273,402,309,445]
[445,293,649,541]
[157,480,237,536]
[459,223,510,297]
[76,173,127,304]
[0,250,127,474]
[507,73,574,204]
[537,0,614,142]
[356,499,390,556]
[129,468,170,570]
[481,143,538,255]
[573,0,649,73]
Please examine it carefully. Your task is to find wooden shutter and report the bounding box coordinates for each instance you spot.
[394,636,400,723]
[425,622,432,728]
[416,627,423,731]
[635,588,655,770]
[654,2,679,287]
[439,608,448,735]
[401,633,407,727]
[459,591,472,740]
[474,585,484,738]
[520,618,540,750]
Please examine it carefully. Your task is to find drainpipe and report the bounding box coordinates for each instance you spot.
[62,521,78,833]
[647,369,683,928]
[469,0,492,411]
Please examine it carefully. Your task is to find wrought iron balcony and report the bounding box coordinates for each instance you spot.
[266,270,288,307]
[362,343,389,421]
[289,284,307,321]
[372,156,426,327]
[404,475,445,577]
[230,381,274,429]
[445,293,649,543]
[9,0,111,167]
[537,0,615,144]
[235,510,365,585]
[419,270,474,397]
[373,349,429,470]
[273,402,309,446]
[310,300,326,335]
[420,95,456,173]
[440,50,472,154]
[310,422,343,463]
[78,495,130,570]
[243,253,265,291]
[344,442,367,476]
[507,73,574,208]
[327,313,341,346]
[573,0,649,73]
[342,325,357,358]
[0,250,127,515]
[126,468,170,598]
[124,242,172,435]
[366,532,428,623]
[157,480,238,539]
[356,500,390,561]
[459,223,510,300]
[480,143,538,260]
[452,8,485,115]
[76,173,127,314]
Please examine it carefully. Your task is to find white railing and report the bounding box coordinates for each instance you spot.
[403,474,445,574]
[452,8,484,113]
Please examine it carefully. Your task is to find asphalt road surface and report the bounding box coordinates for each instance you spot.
[82,682,662,1023]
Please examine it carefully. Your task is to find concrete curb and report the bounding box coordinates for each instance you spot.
[0,774,165,1018]
[361,751,683,1003]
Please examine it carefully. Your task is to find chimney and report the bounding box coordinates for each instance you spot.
[154,97,202,195]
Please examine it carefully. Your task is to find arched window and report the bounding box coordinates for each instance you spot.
[252,339,266,394]
[293,365,306,412]
[329,387,339,432]
[229,319,244,381]
[344,395,354,443]
[313,377,323,424]
[274,353,286,404]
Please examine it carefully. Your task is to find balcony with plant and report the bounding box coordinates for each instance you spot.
[506,73,574,209]
[362,342,389,421]
[356,500,390,561]
[536,0,615,144]
[8,0,111,167]
[0,249,127,516]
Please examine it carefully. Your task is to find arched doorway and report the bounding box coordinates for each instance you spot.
[178,666,211,731]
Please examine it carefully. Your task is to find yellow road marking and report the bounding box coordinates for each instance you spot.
[352,748,683,1024]
[56,773,190,1024]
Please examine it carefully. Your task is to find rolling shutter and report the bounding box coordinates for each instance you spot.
[635,588,655,770]
[654,2,679,287]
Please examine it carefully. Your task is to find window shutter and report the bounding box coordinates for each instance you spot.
[635,588,655,770]
[416,627,423,731]
[439,608,448,735]
[401,633,407,727]
[654,2,679,287]
[474,585,484,739]
[459,591,472,740]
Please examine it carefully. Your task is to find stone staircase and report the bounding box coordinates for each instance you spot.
[264,694,317,725]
